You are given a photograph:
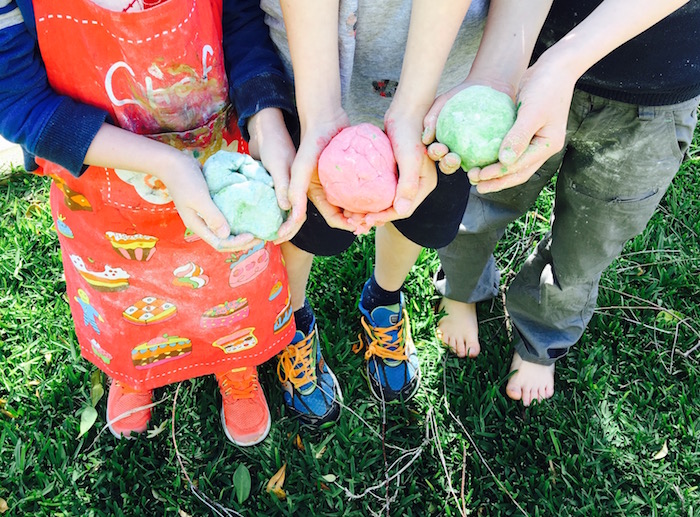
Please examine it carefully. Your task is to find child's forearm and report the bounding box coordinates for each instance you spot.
[466,0,554,96]
[83,123,193,180]
[537,0,690,80]
[391,0,472,114]
[279,0,341,128]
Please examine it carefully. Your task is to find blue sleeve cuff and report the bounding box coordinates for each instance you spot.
[231,72,298,141]
[33,97,107,177]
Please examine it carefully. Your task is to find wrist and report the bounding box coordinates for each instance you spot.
[461,74,519,101]
[248,108,284,141]
[535,40,595,83]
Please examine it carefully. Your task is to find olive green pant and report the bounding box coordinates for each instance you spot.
[436,90,700,365]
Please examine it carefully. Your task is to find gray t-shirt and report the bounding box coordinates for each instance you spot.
[261,0,488,127]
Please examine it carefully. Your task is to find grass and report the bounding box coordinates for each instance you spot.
[1,119,699,517]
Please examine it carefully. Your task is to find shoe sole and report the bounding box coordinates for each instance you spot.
[220,405,272,447]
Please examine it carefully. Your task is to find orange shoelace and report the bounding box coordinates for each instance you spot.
[355,310,409,362]
[114,380,151,396]
[217,368,258,400]
[277,329,316,388]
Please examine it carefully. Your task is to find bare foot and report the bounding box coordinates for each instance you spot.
[505,351,555,406]
[435,298,481,358]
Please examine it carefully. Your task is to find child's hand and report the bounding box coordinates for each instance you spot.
[422,83,472,175]
[290,110,355,232]
[158,152,257,251]
[246,108,304,243]
[465,62,573,193]
[360,107,439,228]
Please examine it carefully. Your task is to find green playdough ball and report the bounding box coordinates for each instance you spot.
[436,85,516,170]
[202,150,285,241]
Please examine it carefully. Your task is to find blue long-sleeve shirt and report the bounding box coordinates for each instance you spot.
[0,0,295,175]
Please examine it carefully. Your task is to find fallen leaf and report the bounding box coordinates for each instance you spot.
[178,510,192,517]
[44,353,52,364]
[319,482,330,491]
[233,464,251,504]
[294,434,305,452]
[90,384,104,408]
[266,463,287,500]
[315,445,327,459]
[270,488,286,501]
[0,497,8,513]
[78,406,98,438]
[26,380,40,387]
[1,409,16,419]
[147,420,168,439]
[321,474,337,483]
[652,440,669,460]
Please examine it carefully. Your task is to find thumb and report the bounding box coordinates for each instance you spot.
[200,203,230,239]
[498,107,541,166]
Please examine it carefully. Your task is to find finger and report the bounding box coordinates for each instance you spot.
[274,210,306,243]
[427,142,449,162]
[438,152,461,175]
[475,165,540,194]
[267,165,292,211]
[365,207,399,227]
[189,200,231,240]
[498,106,546,166]
[393,167,420,217]
[472,162,509,182]
[422,95,452,145]
[467,167,482,185]
[217,233,261,252]
[180,210,226,250]
[480,135,554,182]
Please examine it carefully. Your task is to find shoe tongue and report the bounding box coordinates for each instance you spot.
[291,330,306,345]
[370,303,401,327]
[288,330,314,390]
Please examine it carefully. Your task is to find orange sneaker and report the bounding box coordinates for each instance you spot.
[216,366,271,446]
[106,380,153,439]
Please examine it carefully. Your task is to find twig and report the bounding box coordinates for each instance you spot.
[461,444,467,516]
[681,340,700,358]
[171,382,243,517]
[442,359,529,517]
[88,397,167,451]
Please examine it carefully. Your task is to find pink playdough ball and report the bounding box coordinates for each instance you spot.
[318,123,398,212]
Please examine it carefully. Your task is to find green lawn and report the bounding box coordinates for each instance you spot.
[1,119,699,516]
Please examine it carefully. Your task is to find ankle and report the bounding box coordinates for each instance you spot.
[360,274,401,312]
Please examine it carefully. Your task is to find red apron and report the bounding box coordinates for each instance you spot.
[32,0,295,390]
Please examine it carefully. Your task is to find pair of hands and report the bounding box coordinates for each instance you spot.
[423,59,576,194]
[165,107,302,252]
[293,104,445,236]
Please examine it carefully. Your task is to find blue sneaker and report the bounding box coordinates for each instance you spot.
[357,294,420,402]
[277,320,342,426]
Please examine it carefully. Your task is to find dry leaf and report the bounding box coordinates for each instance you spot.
[26,380,40,386]
[146,420,168,439]
[319,482,330,491]
[266,463,287,500]
[294,434,305,452]
[270,488,286,501]
[315,445,327,459]
[652,440,669,460]
[1,409,16,419]
[178,510,192,517]
[0,497,8,513]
